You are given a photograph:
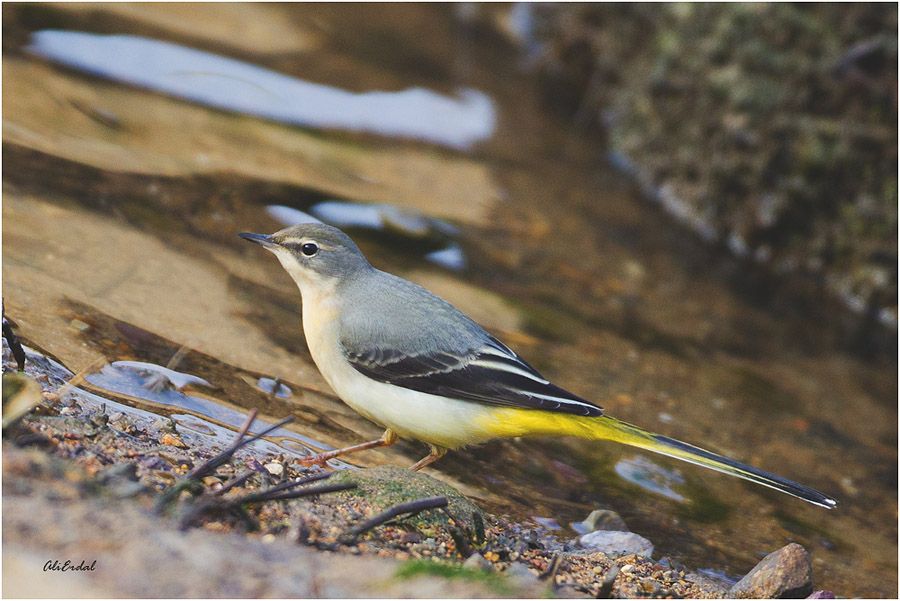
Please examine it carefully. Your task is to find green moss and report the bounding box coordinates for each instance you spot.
[328,465,484,528]
[394,559,514,595]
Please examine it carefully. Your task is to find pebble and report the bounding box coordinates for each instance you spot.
[151,417,178,433]
[264,462,284,477]
[578,531,653,558]
[68,318,91,332]
[160,433,188,449]
[202,476,223,489]
[571,509,629,534]
[728,543,813,599]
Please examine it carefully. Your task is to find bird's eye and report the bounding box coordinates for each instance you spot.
[300,242,319,257]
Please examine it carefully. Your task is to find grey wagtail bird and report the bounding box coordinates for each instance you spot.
[240,223,837,509]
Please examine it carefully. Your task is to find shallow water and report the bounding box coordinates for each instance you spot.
[3,4,896,596]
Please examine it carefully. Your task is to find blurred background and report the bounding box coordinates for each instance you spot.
[3,3,897,597]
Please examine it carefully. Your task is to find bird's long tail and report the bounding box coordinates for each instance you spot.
[584,415,837,508]
[486,410,837,508]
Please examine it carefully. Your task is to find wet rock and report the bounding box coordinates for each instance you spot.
[577,530,653,558]
[729,543,813,599]
[329,465,484,528]
[571,509,629,534]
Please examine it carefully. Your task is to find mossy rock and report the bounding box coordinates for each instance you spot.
[329,465,485,528]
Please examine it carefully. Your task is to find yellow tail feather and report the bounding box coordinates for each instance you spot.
[484,408,837,509]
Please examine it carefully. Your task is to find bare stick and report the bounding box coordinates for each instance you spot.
[213,470,256,496]
[346,496,448,538]
[2,308,26,371]
[230,481,355,505]
[539,554,563,583]
[56,357,108,400]
[187,411,296,480]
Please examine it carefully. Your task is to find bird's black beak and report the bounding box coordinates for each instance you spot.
[239,232,278,249]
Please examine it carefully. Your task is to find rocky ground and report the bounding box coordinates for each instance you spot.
[3,338,829,599]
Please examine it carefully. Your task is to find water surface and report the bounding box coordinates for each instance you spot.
[3,4,896,596]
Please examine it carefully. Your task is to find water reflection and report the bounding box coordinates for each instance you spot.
[82,360,337,462]
[614,455,687,503]
[27,30,496,149]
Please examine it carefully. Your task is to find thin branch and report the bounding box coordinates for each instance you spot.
[187,411,295,480]
[213,470,256,496]
[539,554,563,583]
[229,481,355,506]
[346,496,448,538]
[2,307,26,371]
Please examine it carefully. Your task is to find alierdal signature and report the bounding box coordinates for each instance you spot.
[43,560,97,572]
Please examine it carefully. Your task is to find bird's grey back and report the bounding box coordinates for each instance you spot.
[337,269,489,356]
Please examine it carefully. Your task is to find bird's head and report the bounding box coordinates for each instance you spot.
[240,223,371,291]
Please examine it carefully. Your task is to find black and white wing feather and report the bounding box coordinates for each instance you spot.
[343,335,603,417]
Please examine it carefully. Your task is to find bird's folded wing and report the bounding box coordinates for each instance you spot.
[342,336,603,416]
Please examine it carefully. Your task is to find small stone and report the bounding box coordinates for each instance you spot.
[89,412,109,428]
[463,553,492,572]
[69,318,91,332]
[578,531,653,558]
[160,433,188,449]
[640,577,662,595]
[264,462,284,477]
[573,509,629,534]
[728,543,813,599]
[202,476,223,489]
[151,417,178,433]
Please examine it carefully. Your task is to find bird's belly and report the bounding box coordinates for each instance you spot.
[303,316,496,449]
[333,367,499,449]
